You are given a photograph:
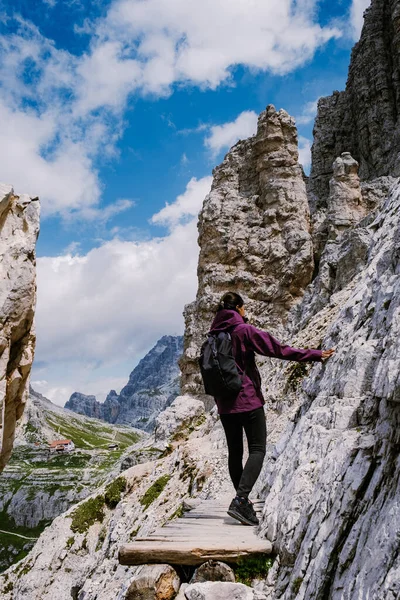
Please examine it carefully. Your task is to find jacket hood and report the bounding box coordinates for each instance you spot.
[209,309,245,334]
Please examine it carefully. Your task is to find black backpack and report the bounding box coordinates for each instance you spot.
[199,332,243,399]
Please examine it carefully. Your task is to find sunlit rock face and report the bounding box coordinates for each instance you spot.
[0,184,40,473]
[180,105,314,397]
[256,178,400,600]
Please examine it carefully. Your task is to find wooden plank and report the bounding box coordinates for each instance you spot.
[145,529,258,539]
[119,496,270,567]
[119,539,272,566]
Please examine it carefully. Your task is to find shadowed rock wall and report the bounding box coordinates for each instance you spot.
[309,0,400,214]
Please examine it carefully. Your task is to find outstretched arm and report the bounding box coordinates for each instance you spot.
[246,325,327,362]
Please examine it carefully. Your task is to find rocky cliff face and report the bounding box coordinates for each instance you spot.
[309,0,400,212]
[65,392,104,421]
[181,106,314,396]
[65,336,183,430]
[0,184,40,473]
[253,174,400,600]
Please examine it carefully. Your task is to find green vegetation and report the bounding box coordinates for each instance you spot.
[172,414,207,442]
[96,526,107,551]
[292,577,304,594]
[66,536,75,548]
[285,362,310,393]
[2,579,13,594]
[234,555,273,586]
[0,409,141,574]
[44,413,140,450]
[160,444,173,457]
[95,449,125,472]
[19,561,33,577]
[169,503,184,520]
[30,453,92,470]
[104,477,127,509]
[0,509,50,573]
[140,475,171,509]
[70,496,105,533]
[130,526,139,539]
[13,558,33,579]
[23,422,44,444]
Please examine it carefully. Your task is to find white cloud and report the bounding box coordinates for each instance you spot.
[204,111,258,157]
[151,176,212,228]
[298,136,312,172]
[350,0,371,40]
[0,3,340,218]
[79,198,135,222]
[0,101,102,216]
[34,177,208,401]
[295,99,319,126]
[101,0,340,94]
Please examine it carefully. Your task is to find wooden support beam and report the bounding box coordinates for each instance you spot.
[119,539,272,566]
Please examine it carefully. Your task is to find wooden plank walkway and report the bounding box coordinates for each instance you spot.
[119,497,272,566]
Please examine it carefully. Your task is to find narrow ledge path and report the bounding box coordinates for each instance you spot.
[0,529,38,541]
[119,496,272,566]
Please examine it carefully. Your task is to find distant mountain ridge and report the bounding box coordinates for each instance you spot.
[65,335,183,430]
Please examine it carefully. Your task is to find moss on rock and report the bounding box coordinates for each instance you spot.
[234,555,273,586]
[140,475,171,509]
[104,476,126,509]
[70,495,105,533]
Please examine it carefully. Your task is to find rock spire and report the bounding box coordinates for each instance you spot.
[0,184,40,472]
[181,105,314,396]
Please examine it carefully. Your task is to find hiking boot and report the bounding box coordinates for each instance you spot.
[247,498,258,520]
[227,496,259,526]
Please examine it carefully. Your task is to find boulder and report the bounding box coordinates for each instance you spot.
[154,395,205,443]
[184,581,255,600]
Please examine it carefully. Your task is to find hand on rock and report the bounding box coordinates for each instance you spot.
[321,348,335,362]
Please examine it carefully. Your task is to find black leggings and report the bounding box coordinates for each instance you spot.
[220,407,266,499]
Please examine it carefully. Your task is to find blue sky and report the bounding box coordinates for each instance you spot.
[0,0,370,405]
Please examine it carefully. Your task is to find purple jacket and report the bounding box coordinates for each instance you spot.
[209,309,323,414]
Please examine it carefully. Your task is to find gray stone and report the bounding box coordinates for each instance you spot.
[2,3,400,599]
[175,583,189,599]
[154,395,205,443]
[184,581,255,600]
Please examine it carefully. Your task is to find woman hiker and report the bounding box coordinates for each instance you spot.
[207,292,335,526]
